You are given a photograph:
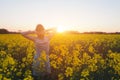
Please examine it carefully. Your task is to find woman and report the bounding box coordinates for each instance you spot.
[21,24,56,76]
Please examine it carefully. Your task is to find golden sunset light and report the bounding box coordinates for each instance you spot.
[0,0,120,80]
[57,26,65,33]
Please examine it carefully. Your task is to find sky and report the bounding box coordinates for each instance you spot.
[0,0,120,32]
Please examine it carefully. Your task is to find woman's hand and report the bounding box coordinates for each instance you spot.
[45,28,57,33]
[45,28,57,39]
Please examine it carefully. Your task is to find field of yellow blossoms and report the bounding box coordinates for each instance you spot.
[0,34,120,80]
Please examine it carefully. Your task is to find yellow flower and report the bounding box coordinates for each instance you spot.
[0,74,2,80]
[50,61,57,69]
[23,75,33,80]
[3,77,11,80]
[81,69,89,77]
[58,73,64,80]
[65,67,73,77]
[21,63,25,68]
[16,72,22,77]
[22,58,26,62]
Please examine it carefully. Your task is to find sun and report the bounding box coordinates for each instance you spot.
[57,26,65,33]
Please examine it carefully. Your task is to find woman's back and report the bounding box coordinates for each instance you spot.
[34,36,50,55]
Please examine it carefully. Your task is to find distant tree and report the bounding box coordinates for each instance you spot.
[115,32,120,34]
[83,32,106,34]
[0,29,9,34]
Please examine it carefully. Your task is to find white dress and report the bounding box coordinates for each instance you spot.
[32,36,51,75]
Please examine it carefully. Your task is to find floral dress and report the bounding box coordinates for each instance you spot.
[32,36,51,76]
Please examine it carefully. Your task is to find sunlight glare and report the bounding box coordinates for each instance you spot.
[57,26,65,33]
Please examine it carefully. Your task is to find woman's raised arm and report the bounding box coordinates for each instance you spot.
[45,28,57,40]
[21,31,36,41]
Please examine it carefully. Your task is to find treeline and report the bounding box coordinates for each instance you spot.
[0,29,19,34]
[83,32,120,34]
[64,31,120,34]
